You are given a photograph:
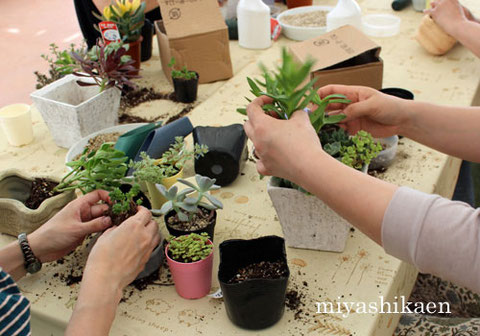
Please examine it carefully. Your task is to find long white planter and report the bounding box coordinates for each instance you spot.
[267,176,353,252]
[30,75,121,148]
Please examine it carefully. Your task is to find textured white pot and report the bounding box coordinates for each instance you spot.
[267,172,364,252]
[30,75,121,148]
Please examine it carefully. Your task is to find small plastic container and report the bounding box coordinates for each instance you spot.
[362,14,401,37]
[369,135,399,170]
[0,104,34,147]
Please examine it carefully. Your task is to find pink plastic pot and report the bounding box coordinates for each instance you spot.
[165,240,214,299]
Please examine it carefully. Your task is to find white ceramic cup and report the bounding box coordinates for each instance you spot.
[0,104,34,146]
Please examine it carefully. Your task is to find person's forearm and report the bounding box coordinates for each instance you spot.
[295,149,398,245]
[451,20,480,58]
[400,100,480,162]
[0,241,27,281]
[66,273,122,336]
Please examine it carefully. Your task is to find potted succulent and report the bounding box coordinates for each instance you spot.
[30,40,139,148]
[169,57,199,103]
[165,232,214,299]
[218,235,290,329]
[56,143,162,279]
[95,0,146,74]
[0,169,75,237]
[192,124,248,187]
[239,49,380,252]
[157,174,223,240]
[129,136,208,209]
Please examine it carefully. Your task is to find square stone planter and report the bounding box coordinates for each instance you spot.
[30,75,121,148]
[0,169,76,237]
[267,177,352,252]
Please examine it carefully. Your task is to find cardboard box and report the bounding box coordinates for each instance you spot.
[155,0,233,84]
[289,25,383,90]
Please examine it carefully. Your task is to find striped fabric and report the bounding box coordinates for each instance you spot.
[0,268,30,336]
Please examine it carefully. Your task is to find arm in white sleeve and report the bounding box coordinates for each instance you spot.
[382,186,480,293]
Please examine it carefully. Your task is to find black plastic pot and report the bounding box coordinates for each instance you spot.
[193,124,248,186]
[173,72,199,103]
[140,18,154,62]
[380,87,414,100]
[218,235,289,330]
[164,207,217,241]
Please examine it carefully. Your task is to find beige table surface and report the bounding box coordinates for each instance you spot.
[1,0,480,335]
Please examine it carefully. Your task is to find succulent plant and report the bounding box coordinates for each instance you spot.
[71,39,139,92]
[156,175,223,222]
[167,232,212,263]
[237,48,350,133]
[109,184,142,215]
[168,57,197,80]
[340,130,382,169]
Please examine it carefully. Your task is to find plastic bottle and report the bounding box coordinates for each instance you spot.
[326,0,362,32]
[237,0,271,49]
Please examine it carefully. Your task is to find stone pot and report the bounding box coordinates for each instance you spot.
[0,169,75,237]
[30,75,120,148]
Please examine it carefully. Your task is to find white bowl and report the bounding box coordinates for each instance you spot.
[65,123,147,169]
[362,14,401,37]
[277,6,333,41]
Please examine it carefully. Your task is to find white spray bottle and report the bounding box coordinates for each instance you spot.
[326,0,362,32]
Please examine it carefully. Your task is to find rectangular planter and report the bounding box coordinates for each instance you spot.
[267,177,351,252]
[30,75,120,148]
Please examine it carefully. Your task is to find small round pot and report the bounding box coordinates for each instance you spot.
[172,72,199,103]
[125,36,143,76]
[380,87,414,100]
[165,240,214,299]
[218,236,289,330]
[146,168,184,210]
[164,207,217,241]
[140,19,153,62]
[286,0,313,9]
[369,135,399,170]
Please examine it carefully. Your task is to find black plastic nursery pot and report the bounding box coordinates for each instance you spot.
[140,18,154,62]
[172,72,199,103]
[218,235,290,330]
[380,87,414,100]
[193,124,248,186]
[164,207,217,241]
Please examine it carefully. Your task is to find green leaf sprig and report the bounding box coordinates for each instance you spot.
[237,48,351,133]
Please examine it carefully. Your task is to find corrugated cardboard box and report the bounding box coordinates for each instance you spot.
[155,0,233,84]
[289,25,383,90]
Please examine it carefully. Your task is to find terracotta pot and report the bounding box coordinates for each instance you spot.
[0,169,75,237]
[286,0,312,9]
[125,36,143,75]
[146,168,184,209]
[166,240,214,299]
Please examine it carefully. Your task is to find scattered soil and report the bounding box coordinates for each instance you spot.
[119,114,160,124]
[167,207,214,232]
[74,132,121,161]
[285,289,306,320]
[227,260,289,284]
[165,105,194,124]
[368,166,387,178]
[120,87,177,111]
[24,178,59,209]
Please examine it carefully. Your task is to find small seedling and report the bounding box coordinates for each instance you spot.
[168,57,197,80]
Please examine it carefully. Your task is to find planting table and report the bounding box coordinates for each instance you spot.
[1,0,480,335]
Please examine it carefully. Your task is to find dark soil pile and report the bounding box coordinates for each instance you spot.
[106,201,138,226]
[165,105,194,124]
[120,87,177,111]
[285,289,306,320]
[228,260,289,284]
[24,178,58,209]
[167,207,214,232]
[119,114,159,124]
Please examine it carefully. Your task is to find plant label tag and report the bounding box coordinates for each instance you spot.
[99,21,122,45]
[208,288,223,299]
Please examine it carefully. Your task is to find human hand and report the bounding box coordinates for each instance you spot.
[29,190,112,263]
[243,96,324,182]
[83,207,160,291]
[317,85,410,138]
[425,0,470,37]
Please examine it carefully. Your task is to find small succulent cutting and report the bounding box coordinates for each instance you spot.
[168,57,197,80]
[156,175,223,222]
[237,48,350,133]
[71,39,139,92]
[167,233,212,263]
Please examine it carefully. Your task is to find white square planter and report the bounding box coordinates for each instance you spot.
[267,177,351,252]
[30,75,121,148]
